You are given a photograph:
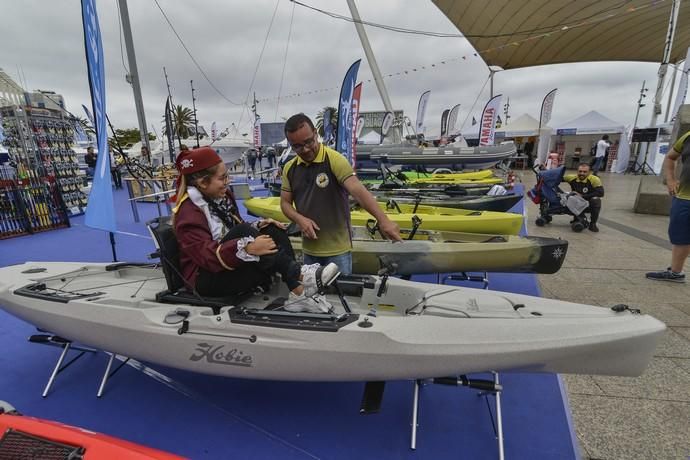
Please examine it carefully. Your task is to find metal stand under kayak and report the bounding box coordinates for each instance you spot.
[408,269,503,457]
[30,333,129,398]
[410,373,505,460]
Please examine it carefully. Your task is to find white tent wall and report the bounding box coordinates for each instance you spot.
[613,128,631,174]
[555,133,622,169]
[553,111,625,170]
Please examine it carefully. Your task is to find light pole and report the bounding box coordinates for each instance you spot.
[632,80,649,134]
[503,97,510,127]
[629,81,649,174]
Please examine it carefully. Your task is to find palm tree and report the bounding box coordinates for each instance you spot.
[314,106,338,138]
[165,105,195,139]
[75,116,96,137]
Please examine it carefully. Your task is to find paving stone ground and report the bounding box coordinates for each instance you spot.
[520,170,690,460]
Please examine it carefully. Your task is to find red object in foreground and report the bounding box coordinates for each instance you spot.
[0,411,185,460]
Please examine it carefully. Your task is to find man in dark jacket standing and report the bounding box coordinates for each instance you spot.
[84,146,97,178]
[563,163,605,232]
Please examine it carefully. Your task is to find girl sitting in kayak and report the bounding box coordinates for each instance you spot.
[172,147,340,313]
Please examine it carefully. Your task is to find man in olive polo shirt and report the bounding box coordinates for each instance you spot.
[646,130,690,283]
[280,113,402,274]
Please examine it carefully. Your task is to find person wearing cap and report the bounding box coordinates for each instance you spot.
[173,146,340,313]
[280,113,402,275]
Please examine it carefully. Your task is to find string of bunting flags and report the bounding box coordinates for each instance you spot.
[257,0,663,105]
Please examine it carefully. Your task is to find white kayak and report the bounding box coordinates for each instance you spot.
[0,262,664,381]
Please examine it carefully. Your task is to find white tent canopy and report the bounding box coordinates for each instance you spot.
[358,130,382,145]
[496,114,548,138]
[432,0,690,70]
[556,111,625,135]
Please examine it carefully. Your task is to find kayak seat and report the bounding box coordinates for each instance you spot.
[146,217,257,314]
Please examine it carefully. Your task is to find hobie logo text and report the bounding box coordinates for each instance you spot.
[189,343,253,367]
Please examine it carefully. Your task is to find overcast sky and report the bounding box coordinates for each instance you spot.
[1,0,684,139]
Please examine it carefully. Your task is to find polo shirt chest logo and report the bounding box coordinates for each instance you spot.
[315,172,330,188]
[582,186,589,193]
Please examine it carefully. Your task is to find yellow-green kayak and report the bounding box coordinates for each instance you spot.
[407,175,504,185]
[289,227,568,274]
[402,169,504,185]
[402,169,496,181]
[243,197,523,235]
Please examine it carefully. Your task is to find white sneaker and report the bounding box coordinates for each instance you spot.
[284,292,334,314]
[300,263,340,297]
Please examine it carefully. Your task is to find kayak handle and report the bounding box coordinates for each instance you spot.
[408,215,422,240]
[385,199,402,214]
[365,219,386,240]
[433,376,502,392]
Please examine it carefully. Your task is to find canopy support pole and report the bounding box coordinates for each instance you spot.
[346,0,400,143]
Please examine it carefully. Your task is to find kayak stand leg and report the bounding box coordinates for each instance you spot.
[29,333,127,398]
[42,342,71,398]
[410,379,422,450]
[32,336,97,398]
[412,374,504,459]
[477,372,505,460]
[97,353,130,398]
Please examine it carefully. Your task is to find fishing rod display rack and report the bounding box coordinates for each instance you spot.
[0,164,70,239]
[1,105,87,217]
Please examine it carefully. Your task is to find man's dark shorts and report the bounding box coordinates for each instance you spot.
[669,197,690,245]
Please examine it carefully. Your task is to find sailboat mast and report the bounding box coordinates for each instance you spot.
[117,0,150,157]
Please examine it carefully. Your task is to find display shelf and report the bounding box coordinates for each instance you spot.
[1,105,87,219]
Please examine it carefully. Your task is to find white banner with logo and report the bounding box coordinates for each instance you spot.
[446,103,461,135]
[415,90,431,134]
[478,95,502,146]
[539,88,557,127]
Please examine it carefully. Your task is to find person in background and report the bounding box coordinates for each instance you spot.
[141,145,151,163]
[246,148,257,177]
[266,147,276,168]
[563,163,604,232]
[280,113,402,275]
[110,151,123,189]
[84,146,97,178]
[646,129,690,283]
[523,139,535,168]
[173,146,340,313]
[592,134,611,175]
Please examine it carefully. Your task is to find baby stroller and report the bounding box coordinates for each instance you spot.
[528,165,590,232]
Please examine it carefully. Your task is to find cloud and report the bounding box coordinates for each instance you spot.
[0,0,678,141]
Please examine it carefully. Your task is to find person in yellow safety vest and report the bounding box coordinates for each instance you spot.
[563,163,604,232]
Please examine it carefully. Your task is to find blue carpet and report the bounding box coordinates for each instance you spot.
[0,182,577,459]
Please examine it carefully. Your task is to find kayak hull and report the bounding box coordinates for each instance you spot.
[0,262,665,381]
[372,193,523,212]
[290,228,568,274]
[244,197,524,234]
[0,408,182,459]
